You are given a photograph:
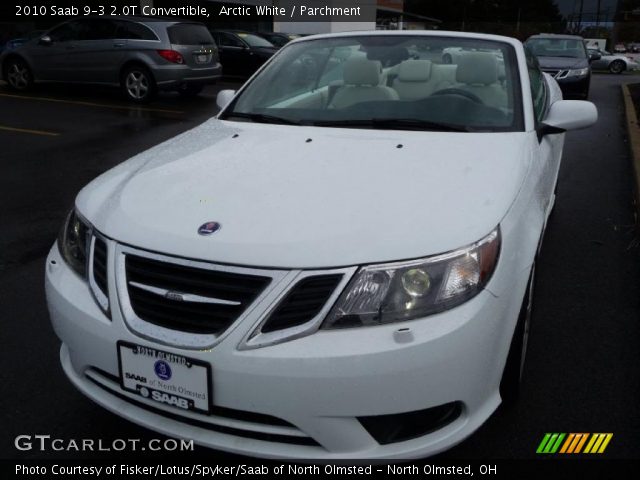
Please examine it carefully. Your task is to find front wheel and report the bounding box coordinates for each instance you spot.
[609,60,626,74]
[5,58,33,91]
[500,265,535,405]
[121,65,156,103]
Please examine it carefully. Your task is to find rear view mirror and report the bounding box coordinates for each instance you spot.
[216,90,236,111]
[540,100,597,137]
[589,51,602,62]
[38,35,52,46]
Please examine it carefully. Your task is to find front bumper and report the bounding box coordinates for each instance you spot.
[556,74,590,99]
[45,241,518,460]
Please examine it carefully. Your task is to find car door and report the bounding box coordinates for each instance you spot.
[70,18,123,84]
[216,32,247,77]
[526,48,563,217]
[26,20,84,81]
[589,49,607,70]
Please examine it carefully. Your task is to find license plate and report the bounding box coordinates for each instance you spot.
[118,341,211,414]
[196,54,209,64]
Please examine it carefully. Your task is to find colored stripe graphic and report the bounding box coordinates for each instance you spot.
[538,433,613,454]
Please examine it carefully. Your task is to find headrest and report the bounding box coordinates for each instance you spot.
[456,52,499,85]
[397,60,432,82]
[344,57,382,86]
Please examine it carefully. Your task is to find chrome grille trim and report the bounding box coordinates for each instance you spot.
[240,267,357,350]
[115,244,290,349]
[88,233,109,313]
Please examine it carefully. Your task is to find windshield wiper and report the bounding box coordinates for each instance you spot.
[311,118,473,132]
[223,112,301,125]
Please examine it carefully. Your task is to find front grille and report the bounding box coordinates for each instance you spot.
[261,274,343,333]
[125,254,271,335]
[92,238,108,296]
[86,368,321,447]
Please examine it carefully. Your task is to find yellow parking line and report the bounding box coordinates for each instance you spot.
[0,93,184,114]
[0,125,59,137]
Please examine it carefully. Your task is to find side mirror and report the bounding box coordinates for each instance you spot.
[539,100,598,138]
[38,35,52,46]
[216,89,236,110]
[589,51,602,62]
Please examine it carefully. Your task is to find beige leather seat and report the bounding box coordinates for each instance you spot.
[329,57,399,109]
[455,52,507,107]
[392,60,433,100]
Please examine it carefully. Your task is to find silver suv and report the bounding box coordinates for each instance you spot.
[0,17,221,102]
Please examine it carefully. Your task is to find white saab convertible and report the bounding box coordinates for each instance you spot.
[46,31,597,459]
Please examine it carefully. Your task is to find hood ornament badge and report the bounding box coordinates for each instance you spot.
[198,221,221,236]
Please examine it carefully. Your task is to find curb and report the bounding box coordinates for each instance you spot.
[621,83,640,227]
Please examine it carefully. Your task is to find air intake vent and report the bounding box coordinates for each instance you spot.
[93,238,108,296]
[125,255,271,335]
[261,274,343,333]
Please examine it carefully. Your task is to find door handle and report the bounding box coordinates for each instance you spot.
[65,44,77,50]
[113,43,125,48]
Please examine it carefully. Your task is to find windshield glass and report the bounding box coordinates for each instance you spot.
[525,38,587,59]
[222,35,522,132]
[237,32,274,48]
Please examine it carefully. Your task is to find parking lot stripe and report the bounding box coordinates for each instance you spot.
[0,125,59,137]
[0,93,184,114]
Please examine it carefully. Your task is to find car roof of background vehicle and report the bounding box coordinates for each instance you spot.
[58,15,204,26]
[526,34,585,40]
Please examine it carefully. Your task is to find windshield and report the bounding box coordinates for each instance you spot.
[222,35,522,132]
[525,38,587,59]
[237,32,275,48]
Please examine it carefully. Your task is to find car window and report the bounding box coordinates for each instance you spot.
[525,47,546,124]
[49,21,84,42]
[525,38,587,59]
[236,33,274,48]
[225,35,523,132]
[81,19,116,41]
[219,33,245,48]
[115,21,158,41]
[167,23,214,45]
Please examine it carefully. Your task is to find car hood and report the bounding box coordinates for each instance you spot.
[77,120,531,268]
[537,56,589,70]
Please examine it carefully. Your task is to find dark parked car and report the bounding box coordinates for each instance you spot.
[256,32,302,48]
[0,17,221,102]
[1,31,44,53]
[525,34,599,100]
[209,30,277,78]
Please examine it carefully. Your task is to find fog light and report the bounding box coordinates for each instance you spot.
[401,268,431,297]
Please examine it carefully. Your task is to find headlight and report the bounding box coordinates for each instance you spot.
[566,68,589,78]
[322,228,500,329]
[58,209,90,277]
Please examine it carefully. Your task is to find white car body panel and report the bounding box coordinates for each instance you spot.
[77,122,531,269]
[45,30,592,459]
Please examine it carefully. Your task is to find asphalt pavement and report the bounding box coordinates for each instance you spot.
[1,75,639,461]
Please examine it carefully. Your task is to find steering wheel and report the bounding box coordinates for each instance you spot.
[431,88,484,104]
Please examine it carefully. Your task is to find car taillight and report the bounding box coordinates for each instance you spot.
[157,50,184,64]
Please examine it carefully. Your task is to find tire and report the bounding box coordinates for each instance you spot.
[609,60,626,74]
[500,265,535,405]
[5,57,33,92]
[121,65,156,103]
[177,83,204,98]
